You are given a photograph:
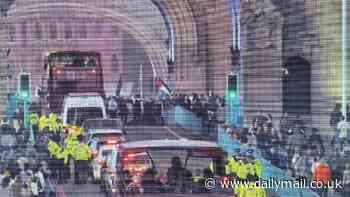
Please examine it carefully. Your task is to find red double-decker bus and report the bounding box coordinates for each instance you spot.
[44,51,105,113]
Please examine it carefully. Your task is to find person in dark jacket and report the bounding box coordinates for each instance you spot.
[133,96,142,125]
[154,101,163,125]
[119,98,129,126]
[167,157,185,192]
[308,128,325,156]
[331,103,343,145]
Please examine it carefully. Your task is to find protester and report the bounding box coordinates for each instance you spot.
[337,115,349,151]
[308,128,325,155]
[30,165,46,197]
[343,163,350,197]
[312,157,331,197]
[287,121,307,162]
[331,103,343,145]
[19,163,32,196]
[119,98,129,126]
[292,146,308,181]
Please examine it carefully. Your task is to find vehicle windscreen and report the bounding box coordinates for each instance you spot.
[67,107,103,125]
[93,133,123,140]
[145,149,225,181]
[48,53,99,68]
[84,119,119,130]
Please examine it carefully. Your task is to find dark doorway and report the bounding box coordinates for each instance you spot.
[282,56,311,115]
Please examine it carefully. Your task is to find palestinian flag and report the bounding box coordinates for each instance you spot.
[155,78,171,96]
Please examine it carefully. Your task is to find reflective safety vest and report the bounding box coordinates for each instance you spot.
[73,143,92,161]
[246,160,262,178]
[254,160,262,178]
[48,113,58,133]
[236,161,249,180]
[39,115,48,132]
[247,162,256,177]
[56,151,64,160]
[66,125,84,138]
[63,137,79,164]
[235,182,267,197]
[209,161,214,173]
[227,156,239,175]
[225,164,231,175]
[192,176,202,183]
[48,140,61,158]
[29,113,39,125]
[57,122,64,133]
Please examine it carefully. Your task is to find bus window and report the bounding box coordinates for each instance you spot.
[48,53,98,68]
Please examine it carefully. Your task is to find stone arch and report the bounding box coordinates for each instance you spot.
[159,0,198,82]
[6,2,168,80]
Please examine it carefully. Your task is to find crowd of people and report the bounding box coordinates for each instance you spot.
[106,95,164,126]
[0,160,54,197]
[106,91,225,128]
[223,108,350,197]
[168,91,225,123]
[0,111,91,197]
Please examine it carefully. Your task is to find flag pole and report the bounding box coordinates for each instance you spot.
[140,64,143,98]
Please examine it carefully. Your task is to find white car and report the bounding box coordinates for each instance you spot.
[101,139,227,197]
[89,139,119,182]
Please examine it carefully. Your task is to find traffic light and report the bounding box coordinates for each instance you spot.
[227,74,238,100]
[19,73,30,100]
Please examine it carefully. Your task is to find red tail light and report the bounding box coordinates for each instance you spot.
[98,159,107,168]
[56,70,61,75]
[92,150,98,157]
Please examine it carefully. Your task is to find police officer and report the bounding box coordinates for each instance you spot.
[72,135,92,184]
[226,148,241,177]
[48,113,59,133]
[235,151,249,181]
[47,139,63,182]
[39,113,48,133]
[62,131,79,182]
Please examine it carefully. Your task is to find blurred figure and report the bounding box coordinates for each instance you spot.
[30,165,45,197]
[287,121,306,162]
[311,157,331,197]
[337,115,349,151]
[331,103,343,145]
[167,156,185,192]
[252,111,267,127]
[308,128,325,156]
[106,96,118,119]
[118,98,129,127]
[343,163,350,197]
[19,163,32,196]
[154,100,163,126]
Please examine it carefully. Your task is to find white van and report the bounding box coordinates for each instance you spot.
[62,93,107,126]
